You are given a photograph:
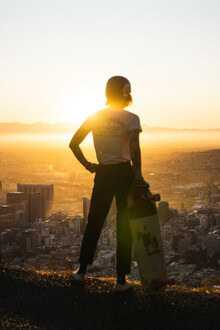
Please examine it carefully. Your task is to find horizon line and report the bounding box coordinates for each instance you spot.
[0,121,220,131]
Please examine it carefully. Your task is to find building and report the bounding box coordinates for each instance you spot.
[35,218,44,234]
[214,214,220,225]
[19,230,32,252]
[19,228,40,251]
[81,217,87,234]
[0,204,15,216]
[158,201,170,224]
[7,192,25,204]
[18,184,54,218]
[75,215,81,234]
[205,235,220,254]
[71,215,86,234]
[83,197,90,221]
[200,216,209,229]
[28,193,43,222]
[17,184,54,201]
[0,213,16,231]
[7,192,26,213]
[16,210,28,225]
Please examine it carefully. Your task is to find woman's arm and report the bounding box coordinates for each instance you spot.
[129,130,151,196]
[128,129,143,181]
[69,125,98,173]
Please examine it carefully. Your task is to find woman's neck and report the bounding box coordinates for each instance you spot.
[108,105,124,111]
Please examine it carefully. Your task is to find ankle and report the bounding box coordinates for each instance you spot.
[78,264,88,274]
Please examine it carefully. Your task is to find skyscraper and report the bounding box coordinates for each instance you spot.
[75,215,81,234]
[28,192,43,223]
[158,201,170,224]
[17,184,54,218]
[83,197,90,221]
[17,183,54,200]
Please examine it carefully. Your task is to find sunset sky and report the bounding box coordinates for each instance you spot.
[0,0,220,128]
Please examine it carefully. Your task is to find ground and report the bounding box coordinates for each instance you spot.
[0,266,219,330]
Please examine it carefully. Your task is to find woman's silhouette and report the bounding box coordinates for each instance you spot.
[69,76,144,292]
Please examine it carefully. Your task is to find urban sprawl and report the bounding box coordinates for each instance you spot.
[0,176,220,289]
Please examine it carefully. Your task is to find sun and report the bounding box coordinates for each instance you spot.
[60,90,105,124]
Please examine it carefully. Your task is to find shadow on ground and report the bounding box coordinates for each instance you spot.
[0,266,219,329]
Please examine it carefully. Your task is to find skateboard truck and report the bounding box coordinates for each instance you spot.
[130,181,161,203]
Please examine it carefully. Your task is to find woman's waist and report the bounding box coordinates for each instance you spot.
[98,161,131,168]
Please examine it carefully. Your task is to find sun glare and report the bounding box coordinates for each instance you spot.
[60,90,105,124]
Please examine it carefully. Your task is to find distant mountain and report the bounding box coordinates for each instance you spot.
[142,124,220,133]
[0,122,76,134]
[0,122,220,134]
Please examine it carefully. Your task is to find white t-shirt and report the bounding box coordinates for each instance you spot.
[81,108,142,165]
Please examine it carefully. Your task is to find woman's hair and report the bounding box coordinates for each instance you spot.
[105,76,133,107]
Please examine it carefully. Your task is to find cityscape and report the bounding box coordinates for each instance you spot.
[1,147,220,290]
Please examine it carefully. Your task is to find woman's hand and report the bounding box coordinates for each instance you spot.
[134,177,150,189]
[85,162,100,173]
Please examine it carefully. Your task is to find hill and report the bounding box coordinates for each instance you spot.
[142,124,220,134]
[0,122,76,134]
[0,122,220,135]
[0,266,219,329]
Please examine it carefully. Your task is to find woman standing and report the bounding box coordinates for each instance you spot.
[69,76,145,292]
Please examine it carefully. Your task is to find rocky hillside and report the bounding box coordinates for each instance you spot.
[0,266,219,329]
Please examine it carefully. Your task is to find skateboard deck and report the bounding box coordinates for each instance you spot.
[128,186,167,294]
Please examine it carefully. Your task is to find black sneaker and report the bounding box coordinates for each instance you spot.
[70,269,86,285]
[113,281,134,293]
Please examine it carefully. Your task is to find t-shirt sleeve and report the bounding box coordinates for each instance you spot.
[80,114,93,133]
[128,115,142,133]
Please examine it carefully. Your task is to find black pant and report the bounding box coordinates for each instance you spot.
[79,161,134,275]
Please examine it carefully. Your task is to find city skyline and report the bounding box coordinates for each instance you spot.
[1,1,220,129]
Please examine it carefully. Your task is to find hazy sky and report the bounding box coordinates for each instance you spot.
[0,0,220,128]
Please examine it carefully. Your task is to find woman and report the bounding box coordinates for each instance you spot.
[69,76,145,292]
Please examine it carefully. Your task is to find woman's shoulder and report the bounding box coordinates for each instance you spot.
[121,109,140,120]
[86,108,106,122]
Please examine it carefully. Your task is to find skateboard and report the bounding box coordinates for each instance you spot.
[128,184,168,295]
